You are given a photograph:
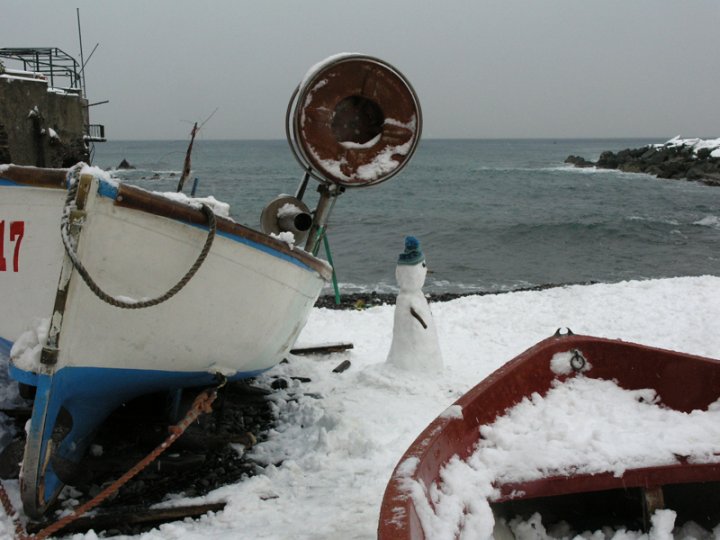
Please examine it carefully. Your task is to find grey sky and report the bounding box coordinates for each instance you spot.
[3,0,719,140]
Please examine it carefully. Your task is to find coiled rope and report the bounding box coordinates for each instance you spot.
[61,164,217,309]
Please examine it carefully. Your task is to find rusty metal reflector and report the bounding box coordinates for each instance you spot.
[287,54,422,188]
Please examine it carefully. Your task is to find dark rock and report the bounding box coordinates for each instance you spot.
[645,164,665,177]
[566,142,720,185]
[118,158,135,169]
[564,155,594,168]
[640,148,657,160]
[313,281,599,310]
[596,151,620,169]
[0,438,25,479]
[656,159,687,179]
[701,173,720,186]
[618,162,644,174]
[647,148,670,164]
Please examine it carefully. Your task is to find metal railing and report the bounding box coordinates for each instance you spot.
[85,124,106,142]
[0,48,83,94]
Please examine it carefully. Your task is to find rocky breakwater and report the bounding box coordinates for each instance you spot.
[566,137,720,186]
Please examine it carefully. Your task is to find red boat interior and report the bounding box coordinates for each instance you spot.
[378,334,720,538]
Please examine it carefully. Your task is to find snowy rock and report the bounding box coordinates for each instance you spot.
[566,136,720,185]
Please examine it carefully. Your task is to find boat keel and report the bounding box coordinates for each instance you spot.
[14,364,266,519]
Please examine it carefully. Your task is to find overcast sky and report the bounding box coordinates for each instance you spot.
[2,0,719,140]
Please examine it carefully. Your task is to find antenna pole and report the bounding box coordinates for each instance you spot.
[76,8,87,97]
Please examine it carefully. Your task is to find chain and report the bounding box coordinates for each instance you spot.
[61,164,217,309]
[0,380,225,539]
[0,482,28,540]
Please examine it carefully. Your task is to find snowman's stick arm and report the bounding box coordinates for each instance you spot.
[410,307,428,329]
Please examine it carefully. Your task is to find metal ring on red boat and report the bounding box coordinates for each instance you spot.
[287,54,422,187]
[570,349,587,371]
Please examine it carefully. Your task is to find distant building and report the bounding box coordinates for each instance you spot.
[0,47,105,167]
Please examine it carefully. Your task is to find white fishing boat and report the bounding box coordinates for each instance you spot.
[0,53,422,518]
[2,164,334,518]
[0,166,67,357]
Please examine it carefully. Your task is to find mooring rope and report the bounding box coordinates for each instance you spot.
[0,382,223,539]
[61,164,217,309]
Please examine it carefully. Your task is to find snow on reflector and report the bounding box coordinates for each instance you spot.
[288,54,422,187]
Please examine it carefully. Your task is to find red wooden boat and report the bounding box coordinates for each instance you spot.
[378,332,720,539]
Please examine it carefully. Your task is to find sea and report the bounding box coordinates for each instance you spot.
[93,138,720,295]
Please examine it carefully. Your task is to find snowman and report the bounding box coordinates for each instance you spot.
[386,236,443,371]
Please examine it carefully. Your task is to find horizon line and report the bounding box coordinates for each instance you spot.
[97,136,683,143]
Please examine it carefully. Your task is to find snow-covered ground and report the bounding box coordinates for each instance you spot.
[1,276,720,539]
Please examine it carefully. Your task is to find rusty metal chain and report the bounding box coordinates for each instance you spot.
[0,380,224,539]
[0,481,28,540]
[61,164,217,309]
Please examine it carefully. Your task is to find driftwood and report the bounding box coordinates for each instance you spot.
[26,502,226,535]
[290,343,354,356]
[332,360,352,373]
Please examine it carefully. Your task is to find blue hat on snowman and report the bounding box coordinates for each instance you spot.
[397,236,425,265]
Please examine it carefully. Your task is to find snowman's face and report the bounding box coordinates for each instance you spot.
[396,260,427,291]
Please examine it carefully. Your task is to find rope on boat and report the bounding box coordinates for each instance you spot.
[0,380,225,540]
[60,164,217,309]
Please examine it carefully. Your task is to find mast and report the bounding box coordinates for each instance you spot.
[76,8,86,96]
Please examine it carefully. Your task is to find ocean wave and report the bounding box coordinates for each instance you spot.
[550,165,656,179]
[544,164,600,173]
[693,215,720,229]
[471,166,547,173]
[327,282,398,295]
[327,280,487,295]
[626,215,680,226]
[110,168,182,175]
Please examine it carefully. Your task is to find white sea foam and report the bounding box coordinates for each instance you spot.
[694,215,720,229]
[626,215,681,226]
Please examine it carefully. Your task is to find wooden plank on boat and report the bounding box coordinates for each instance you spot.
[113,183,333,279]
[1,165,67,188]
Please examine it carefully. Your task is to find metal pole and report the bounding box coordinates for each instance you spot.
[295,169,310,200]
[76,8,87,96]
[305,183,343,254]
[48,52,54,88]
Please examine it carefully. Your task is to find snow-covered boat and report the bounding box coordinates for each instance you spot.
[0,53,422,519]
[1,164,333,517]
[378,333,720,539]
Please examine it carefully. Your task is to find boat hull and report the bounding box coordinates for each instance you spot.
[1,166,332,518]
[378,334,720,539]
[0,168,66,355]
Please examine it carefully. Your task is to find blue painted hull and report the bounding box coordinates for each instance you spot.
[0,336,11,358]
[10,359,267,516]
